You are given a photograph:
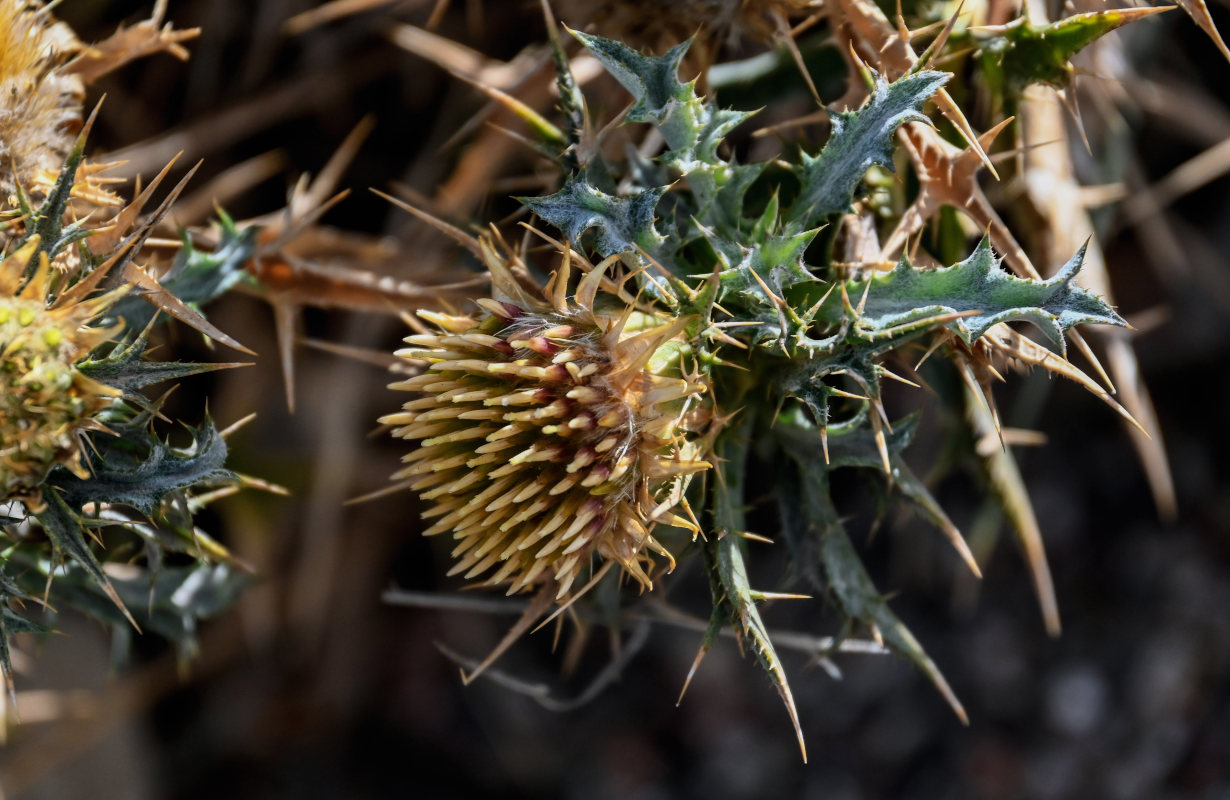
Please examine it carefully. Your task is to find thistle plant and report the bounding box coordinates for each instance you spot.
[379,5,1180,757]
[0,1,260,714]
[0,142,257,699]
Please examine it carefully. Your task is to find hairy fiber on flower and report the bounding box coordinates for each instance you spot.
[383,238,710,601]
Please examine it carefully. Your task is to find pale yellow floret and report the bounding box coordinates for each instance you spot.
[384,238,710,603]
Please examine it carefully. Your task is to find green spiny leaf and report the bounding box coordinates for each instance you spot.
[713,230,818,312]
[27,562,248,664]
[973,8,1167,100]
[705,532,807,761]
[777,349,883,431]
[49,418,234,518]
[777,428,968,722]
[35,490,137,627]
[569,30,692,125]
[108,215,257,332]
[520,175,668,260]
[0,579,51,699]
[1,605,51,636]
[823,409,916,468]
[78,328,247,396]
[786,70,948,229]
[709,163,766,235]
[569,30,755,223]
[817,518,967,722]
[814,238,1124,354]
[693,417,807,759]
[16,118,92,262]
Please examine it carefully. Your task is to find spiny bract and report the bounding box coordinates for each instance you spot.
[384,238,709,601]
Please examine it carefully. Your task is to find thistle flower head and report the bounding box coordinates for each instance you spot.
[0,237,124,496]
[384,238,709,601]
[0,0,84,205]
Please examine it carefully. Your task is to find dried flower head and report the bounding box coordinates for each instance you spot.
[0,0,84,205]
[1,0,199,227]
[383,238,710,601]
[0,236,125,498]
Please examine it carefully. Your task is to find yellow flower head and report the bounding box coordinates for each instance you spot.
[383,238,710,601]
[0,237,124,497]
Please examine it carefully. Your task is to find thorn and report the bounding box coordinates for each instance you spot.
[979,115,1015,151]
[958,357,1003,443]
[1055,86,1091,156]
[870,412,892,478]
[828,388,869,401]
[838,281,854,316]
[749,591,812,602]
[935,88,999,180]
[257,293,295,412]
[746,267,786,307]
[677,642,708,706]
[345,481,412,505]
[1068,328,1116,393]
[847,42,876,92]
[913,334,947,370]
[750,109,828,139]
[872,398,894,433]
[530,561,614,634]
[460,584,556,685]
[447,68,565,147]
[855,275,873,316]
[218,412,257,439]
[879,367,920,389]
[712,320,767,329]
[915,1,964,71]
[772,8,823,107]
[372,189,483,258]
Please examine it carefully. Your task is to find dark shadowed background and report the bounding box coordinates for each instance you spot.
[2,1,1229,798]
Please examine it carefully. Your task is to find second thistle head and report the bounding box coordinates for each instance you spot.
[383,237,710,602]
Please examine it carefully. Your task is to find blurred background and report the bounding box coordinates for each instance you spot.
[2,1,1230,798]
